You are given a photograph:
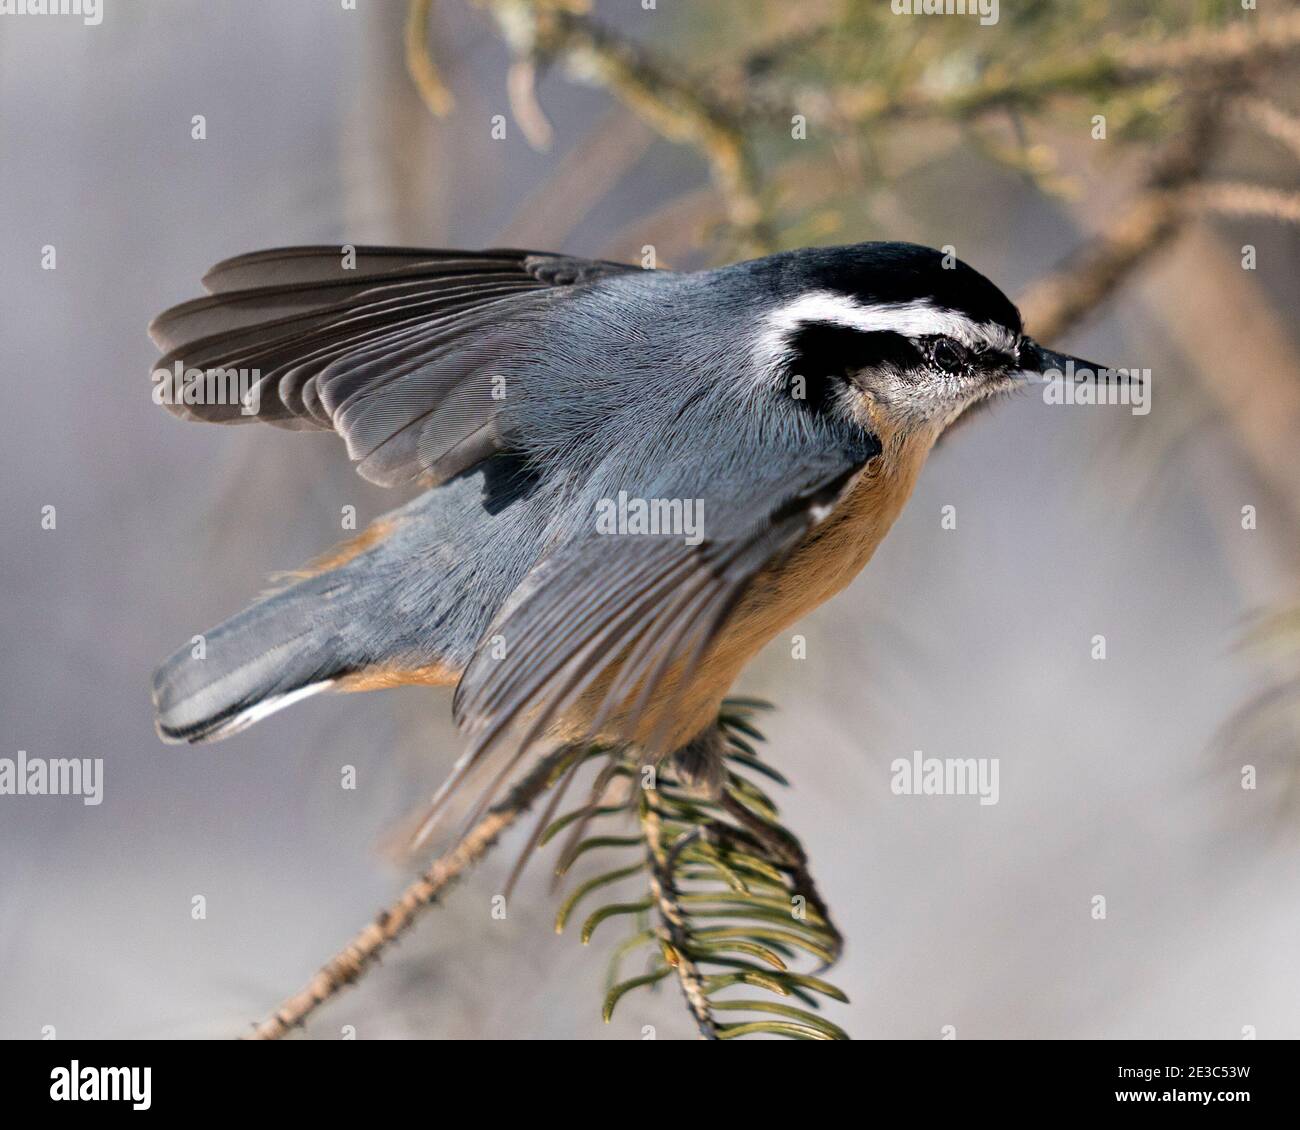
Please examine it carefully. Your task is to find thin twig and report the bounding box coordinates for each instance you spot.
[405,0,454,117]
[507,56,555,150]
[248,744,572,1039]
[642,798,717,1039]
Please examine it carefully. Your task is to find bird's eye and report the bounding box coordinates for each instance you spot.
[930,338,967,374]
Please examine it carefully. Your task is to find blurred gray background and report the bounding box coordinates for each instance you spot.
[1,0,1297,1039]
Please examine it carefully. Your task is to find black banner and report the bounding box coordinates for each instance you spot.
[1,1039,1290,1116]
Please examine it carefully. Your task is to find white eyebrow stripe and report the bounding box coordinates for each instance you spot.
[757,291,1017,363]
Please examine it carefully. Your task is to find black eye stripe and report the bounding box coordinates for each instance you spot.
[916,336,1016,374]
[787,324,923,378]
[782,325,1014,406]
[780,324,925,412]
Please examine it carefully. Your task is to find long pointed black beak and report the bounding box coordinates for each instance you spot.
[1013,335,1138,387]
[1015,337,1111,384]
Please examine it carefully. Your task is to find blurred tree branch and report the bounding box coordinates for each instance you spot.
[478,0,772,254]
[809,11,1300,126]
[1190,182,1300,225]
[1236,95,1300,163]
[405,0,454,117]
[1218,602,1300,820]
[408,3,1300,265]
[1017,96,1224,341]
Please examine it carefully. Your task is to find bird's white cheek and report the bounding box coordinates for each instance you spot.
[881,373,959,422]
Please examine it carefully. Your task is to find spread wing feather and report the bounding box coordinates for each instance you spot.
[149,246,640,484]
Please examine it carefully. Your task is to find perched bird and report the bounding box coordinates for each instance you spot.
[149,241,1100,834]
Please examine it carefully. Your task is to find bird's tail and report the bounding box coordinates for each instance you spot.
[151,570,365,744]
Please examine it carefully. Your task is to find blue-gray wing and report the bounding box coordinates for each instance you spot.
[148,246,641,486]
[410,415,879,839]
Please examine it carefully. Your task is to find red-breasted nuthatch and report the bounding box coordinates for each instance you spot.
[150,241,1104,834]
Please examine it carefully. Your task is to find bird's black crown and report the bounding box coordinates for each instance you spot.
[756,241,1023,337]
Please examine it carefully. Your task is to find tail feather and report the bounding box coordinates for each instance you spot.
[151,468,535,746]
[152,573,360,744]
